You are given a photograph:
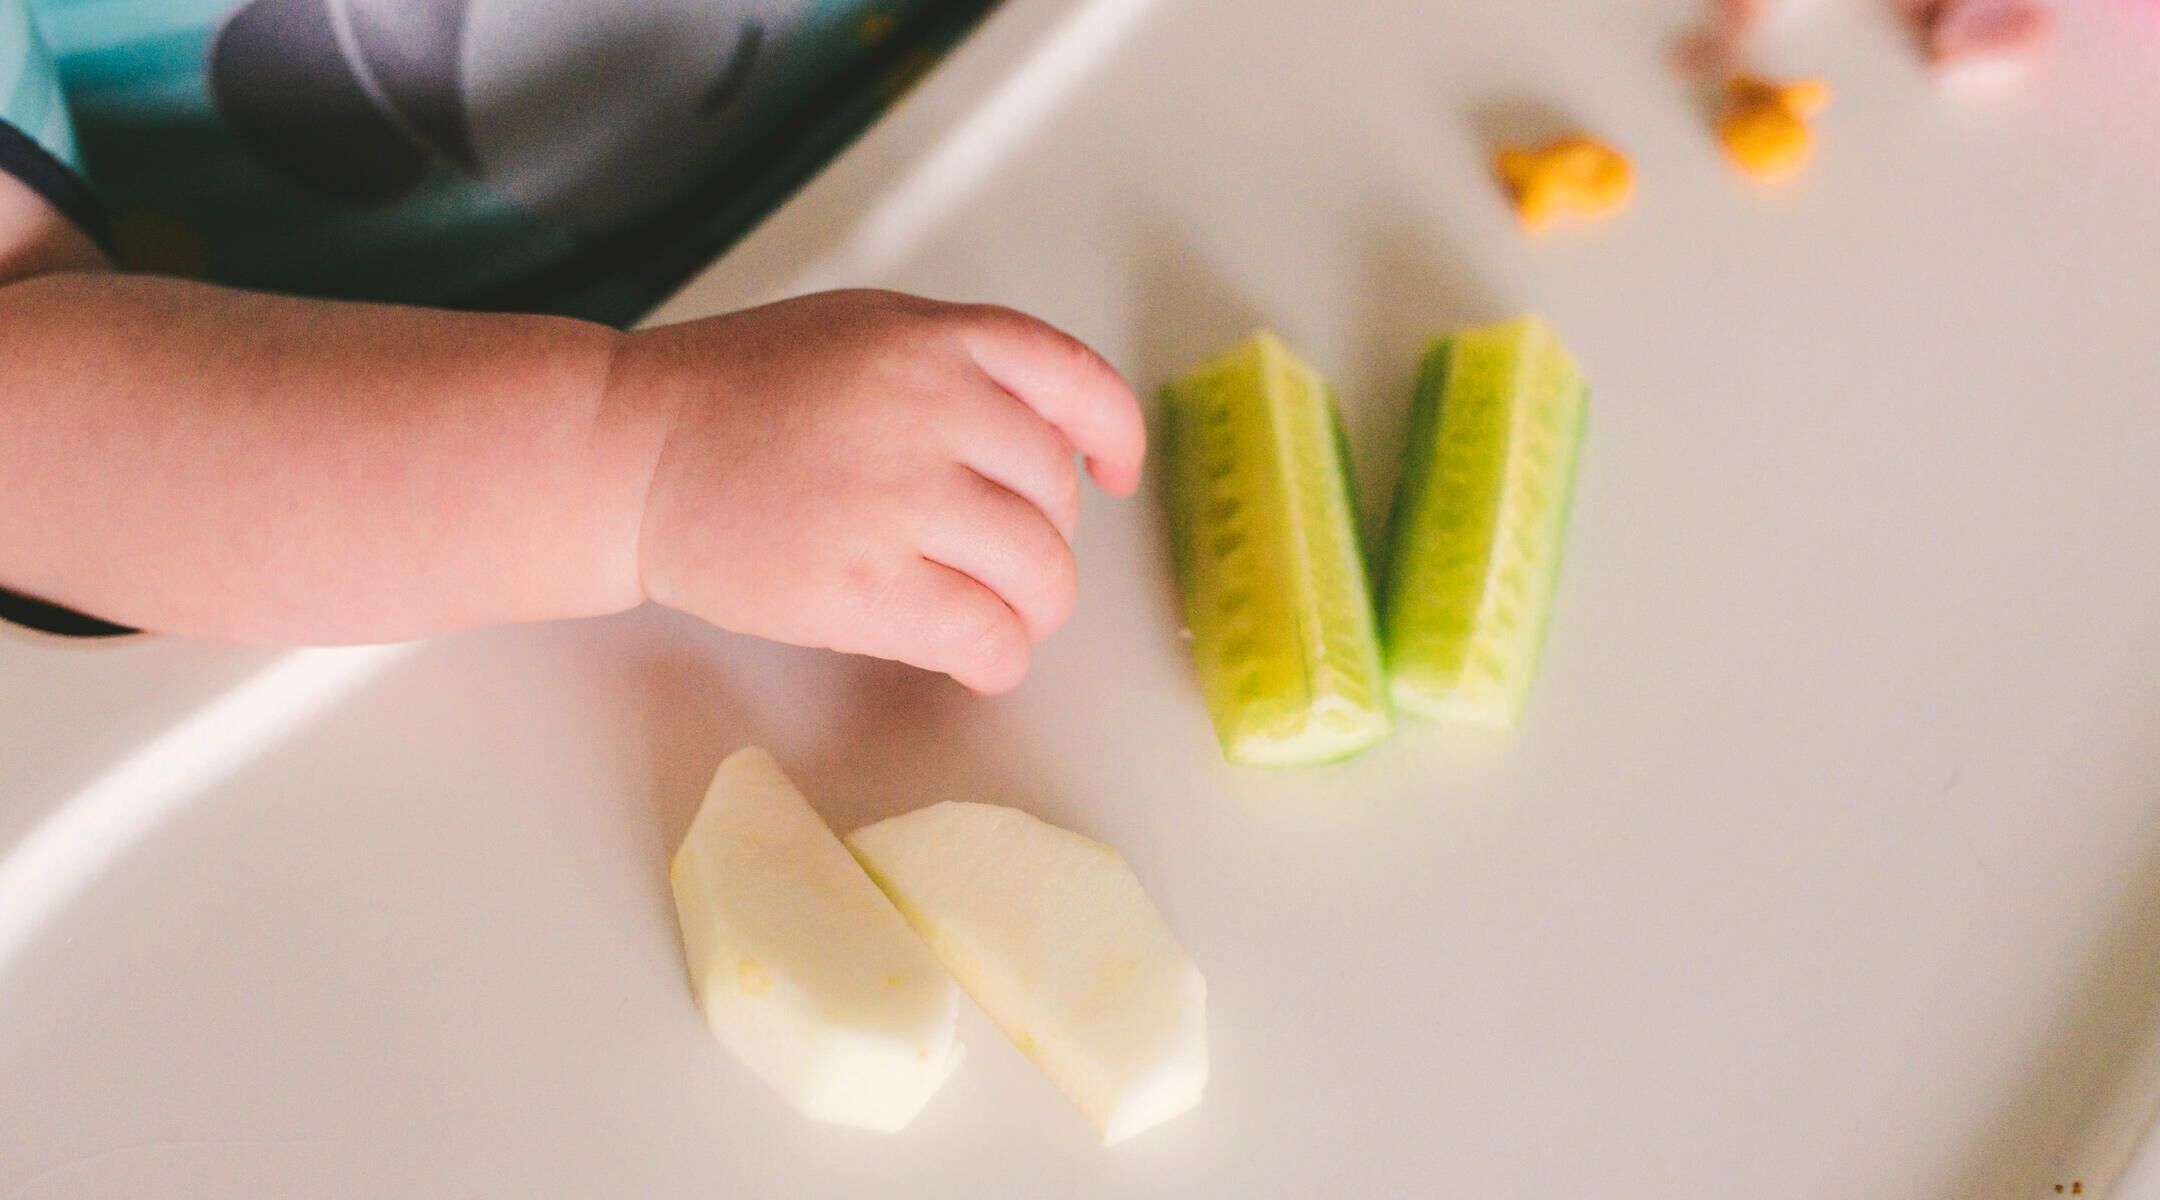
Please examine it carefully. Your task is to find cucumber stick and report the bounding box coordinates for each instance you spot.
[1163,333,1392,766]
[1379,316,1588,727]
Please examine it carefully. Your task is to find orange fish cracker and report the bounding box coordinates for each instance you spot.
[1494,136,1635,232]
[1718,74,1830,181]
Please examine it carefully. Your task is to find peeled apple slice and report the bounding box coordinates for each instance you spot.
[669,748,963,1131]
[846,803,1206,1145]
[1379,316,1588,727]
[1162,332,1393,766]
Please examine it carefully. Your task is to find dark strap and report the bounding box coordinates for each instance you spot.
[0,588,136,637]
[0,119,114,256]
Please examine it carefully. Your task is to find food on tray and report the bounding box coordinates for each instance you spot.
[1494,135,1635,231]
[670,749,963,1131]
[1718,74,1832,180]
[1378,316,1589,728]
[1161,332,1394,766]
[848,802,1208,1145]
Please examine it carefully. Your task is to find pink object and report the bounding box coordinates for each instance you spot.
[1674,0,1765,72]
[1676,0,2055,85]
[1925,0,2054,83]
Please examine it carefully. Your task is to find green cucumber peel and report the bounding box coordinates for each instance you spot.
[1163,332,1393,766]
[1378,315,1588,728]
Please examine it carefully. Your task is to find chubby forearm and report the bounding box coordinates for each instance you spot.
[0,272,665,642]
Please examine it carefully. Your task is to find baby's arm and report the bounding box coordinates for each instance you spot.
[0,179,1142,691]
[0,175,653,643]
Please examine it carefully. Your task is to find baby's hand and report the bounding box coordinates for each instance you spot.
[617,290,1144,693]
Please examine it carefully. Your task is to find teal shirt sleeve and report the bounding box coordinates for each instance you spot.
[1,0,71,164]
[0,0,106,247]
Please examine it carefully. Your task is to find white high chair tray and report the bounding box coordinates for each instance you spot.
[9,1,2160,1196]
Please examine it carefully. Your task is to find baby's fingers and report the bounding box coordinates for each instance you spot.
[953,385,1084,541]
[918,470,1078,641]
[958,306,1146,496]
[875,558,1032,694]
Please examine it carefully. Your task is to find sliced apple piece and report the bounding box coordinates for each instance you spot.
[846,802,1206,1145]
[669,748,963,1131]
